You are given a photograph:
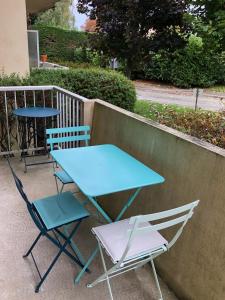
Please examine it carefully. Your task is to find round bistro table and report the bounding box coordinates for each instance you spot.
[13,107,60,172]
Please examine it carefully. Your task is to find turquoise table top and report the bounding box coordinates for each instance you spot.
[13,107,60,118]
[51,144,165,197]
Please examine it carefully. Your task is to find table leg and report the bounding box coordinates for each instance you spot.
[19,116,57,171]
[115,188,142,221]
[87,196,112,223]
[74,187,142,283]
[17,117,35,172]
[74,246,99,284]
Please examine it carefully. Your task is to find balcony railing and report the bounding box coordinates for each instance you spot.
[0,86,90,155]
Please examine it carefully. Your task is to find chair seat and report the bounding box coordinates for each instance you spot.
[92,219,168,263]
[54,170,73,184]
[33,191,89,230]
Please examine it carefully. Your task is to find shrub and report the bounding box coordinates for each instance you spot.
[28,68,136,111]
[135,101,225,149]
[143,51,172,82]
[0,69,137,111]
[32,25,89,61]
[170,49,225,88]
[73,48,102,66]
[53,60,95,69]
[73,47,91,63]
[143,35,225,88]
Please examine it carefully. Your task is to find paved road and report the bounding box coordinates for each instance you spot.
[134,80,225,112]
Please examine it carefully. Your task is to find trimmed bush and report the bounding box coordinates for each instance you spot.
[143,36,225,88]
[144,50,225,88]
[0,68,137,111]
[32,25,89,61]
[170,50,225,88]
[0,73,23,86]
[143,51,172,82]
[51,60,95,69]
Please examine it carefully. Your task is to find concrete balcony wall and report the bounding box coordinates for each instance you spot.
[90,99,225,300]
[0,0,29,76]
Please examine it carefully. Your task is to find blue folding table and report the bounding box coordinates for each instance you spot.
[50,144,165,283]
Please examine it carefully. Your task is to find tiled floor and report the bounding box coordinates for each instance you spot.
[0,156,178,300]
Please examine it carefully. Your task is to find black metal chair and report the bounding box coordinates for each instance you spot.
[7,158,90,292]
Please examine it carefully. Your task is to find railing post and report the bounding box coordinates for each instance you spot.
[83,100,95,127]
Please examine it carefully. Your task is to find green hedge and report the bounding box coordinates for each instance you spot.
[144,50,225,88]
[143,42,225,88]
[171,50,225,88]
[32,25,89,61]
[0,69,136,111]
[137,36,225,87]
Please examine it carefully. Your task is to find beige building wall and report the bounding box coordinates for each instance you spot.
[0,0,29,76]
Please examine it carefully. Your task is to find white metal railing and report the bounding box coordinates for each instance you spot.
[0,85,89,155]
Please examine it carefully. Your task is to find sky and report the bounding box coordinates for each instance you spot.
[71,0,87,30]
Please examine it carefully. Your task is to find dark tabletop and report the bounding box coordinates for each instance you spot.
[13,107,60,118]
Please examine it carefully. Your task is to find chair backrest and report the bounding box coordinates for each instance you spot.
[7,157,31,206]
[46,125,91,151]
[7,158,45,232]
[120,200,199,263]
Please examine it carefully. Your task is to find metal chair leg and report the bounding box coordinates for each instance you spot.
[35,244,64,292]
[56,182,84,263]
[23,156,28,173]
[98,242,114,300]
[55,175,64,195]
[63,224,86,266]
[23,233,42,258]
[150,259,164,300]
[55,175,60,194]
[87,242,114,300]
[60,183,64,193]
[55,182,86,266]
[35,221,84,292]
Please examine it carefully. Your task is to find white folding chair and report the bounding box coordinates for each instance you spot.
[87,200,200,300]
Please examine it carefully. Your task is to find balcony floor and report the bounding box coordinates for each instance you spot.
[0,156,178,300]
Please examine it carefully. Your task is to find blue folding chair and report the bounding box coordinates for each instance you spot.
[7,158,90,292]
[46,126,91,194]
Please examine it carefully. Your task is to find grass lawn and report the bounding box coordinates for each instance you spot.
[208,85,225,93]
[134,100,225,149]
[134,100,193,120]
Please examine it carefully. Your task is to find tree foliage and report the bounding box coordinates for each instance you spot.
[77,0,190,77]
[35,0,75,29]
[143,35,225,88]
[189,0,225,51]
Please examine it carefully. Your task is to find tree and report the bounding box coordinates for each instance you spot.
[189,0,225,51]
[77,0,190,77]
[35,0,75,29]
